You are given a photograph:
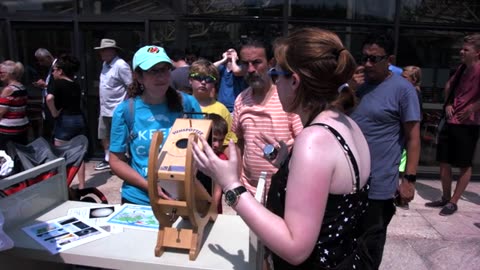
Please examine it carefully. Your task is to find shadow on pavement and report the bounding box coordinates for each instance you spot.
[84,171,112,189]
[415,182,442,202]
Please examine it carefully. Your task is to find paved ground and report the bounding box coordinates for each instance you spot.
[75,162,480,270]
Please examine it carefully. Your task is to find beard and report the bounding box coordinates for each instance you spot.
[245,73,266,89]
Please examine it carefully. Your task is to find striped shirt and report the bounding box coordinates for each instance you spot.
[232,85,303,194]
[0,84,29,135]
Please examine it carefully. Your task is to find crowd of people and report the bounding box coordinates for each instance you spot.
[0,28,479,269]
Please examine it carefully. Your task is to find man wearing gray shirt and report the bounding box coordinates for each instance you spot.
[350,33,421,269]
[94,39,132,170]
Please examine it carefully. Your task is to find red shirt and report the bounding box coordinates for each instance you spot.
[448,63,480,125]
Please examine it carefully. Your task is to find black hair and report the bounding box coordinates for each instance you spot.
[362,32,395,55]
[55,54,80,78]
[240,36,273,60]
[165,47,186,62]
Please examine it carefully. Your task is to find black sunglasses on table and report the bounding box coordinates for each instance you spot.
[360,54,389,64]
[268,68,292,82]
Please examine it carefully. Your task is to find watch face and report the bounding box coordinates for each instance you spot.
[225,190,237,206]
[263,144,278,161]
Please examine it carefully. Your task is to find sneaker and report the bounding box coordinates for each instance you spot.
[95,161,110,171]
[439,202,458,216]
[425,197,449,208]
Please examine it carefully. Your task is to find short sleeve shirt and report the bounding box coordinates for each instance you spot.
[110,92,202,205]
[232,86,303,194]
[99,56,132,117]
[351,74,421,200]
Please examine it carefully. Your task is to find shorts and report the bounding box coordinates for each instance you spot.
[54,114,86,141]
[436,123,480,168]
[98,116,112,140]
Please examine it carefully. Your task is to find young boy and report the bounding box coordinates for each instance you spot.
[189,59,237,146]
[196,113,228,213]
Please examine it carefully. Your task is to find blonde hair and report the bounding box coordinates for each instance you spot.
[275,28,356,122]
[402,66,422,91]
[1,60,24,81]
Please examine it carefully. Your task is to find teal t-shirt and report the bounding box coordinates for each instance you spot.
[110,92,202,205]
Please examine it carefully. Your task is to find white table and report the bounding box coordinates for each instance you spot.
[1,201,257,270]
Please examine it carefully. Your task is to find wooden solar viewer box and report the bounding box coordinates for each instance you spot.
[147,118,217,260]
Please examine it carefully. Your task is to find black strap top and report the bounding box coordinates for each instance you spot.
[266,123,371,270]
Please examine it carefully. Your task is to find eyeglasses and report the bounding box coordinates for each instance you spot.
[145,67,171,76]
[268,68,292,82]
[360,54,388,64]
[189,73,217,83]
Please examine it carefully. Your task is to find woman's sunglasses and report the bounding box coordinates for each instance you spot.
[268,68,292,82]
[189,73,217,83]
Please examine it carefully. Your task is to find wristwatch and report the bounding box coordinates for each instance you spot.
[263,144,278,161]
[404,174,416,183]
[224,186,247,207]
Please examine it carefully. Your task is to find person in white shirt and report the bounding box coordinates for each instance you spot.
[34,48,57,140]
[94,39,132,171]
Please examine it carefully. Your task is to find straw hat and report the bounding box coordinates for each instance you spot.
[94,38,121,50]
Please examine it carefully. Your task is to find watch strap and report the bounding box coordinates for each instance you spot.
[404,174,416,183]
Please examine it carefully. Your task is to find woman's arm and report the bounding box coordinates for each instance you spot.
[109,152,148,191]
[46,94,61,118]
[0,87,14,118]
[193,129,335,265]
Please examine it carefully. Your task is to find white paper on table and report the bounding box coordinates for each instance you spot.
[106,203,159,231]
[22,215,110,254]
[67,205,123,233]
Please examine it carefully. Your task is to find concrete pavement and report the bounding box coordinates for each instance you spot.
[75,162,480,270]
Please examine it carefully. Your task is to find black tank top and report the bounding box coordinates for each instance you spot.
[266,123,375,270]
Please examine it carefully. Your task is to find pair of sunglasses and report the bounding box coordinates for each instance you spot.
[268,68,292,82]
[359,54,389,64]
[189,73,217,83]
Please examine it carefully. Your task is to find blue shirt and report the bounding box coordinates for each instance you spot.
[351,74,421,200]
[217,65,248,112]
[110,92,202,205]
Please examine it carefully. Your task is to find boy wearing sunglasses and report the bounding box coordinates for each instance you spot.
[189,59,237,146]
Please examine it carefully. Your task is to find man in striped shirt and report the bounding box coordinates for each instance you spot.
[232,38,303,195]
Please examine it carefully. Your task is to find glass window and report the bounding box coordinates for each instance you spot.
[287,24,393,59]
[0,21,7,62]
[397,29,466,103]
[290,0,395,21]
[186,0,283,16]
[0,0,73,14]
[151,21,283,63]
[401,0,480,24]
[79,0,175,15]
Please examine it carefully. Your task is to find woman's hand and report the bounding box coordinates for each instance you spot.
[254,132,289,168]
[192,136,241,191]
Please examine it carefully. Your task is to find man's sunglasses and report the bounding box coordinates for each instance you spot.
[189,73,217,83]
[268,68,292,82]
[360,54,389,64]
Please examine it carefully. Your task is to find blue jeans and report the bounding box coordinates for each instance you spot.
[54,114,86,141]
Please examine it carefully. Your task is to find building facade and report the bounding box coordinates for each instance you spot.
[0,0,479,172]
